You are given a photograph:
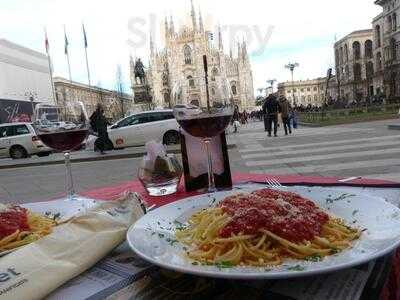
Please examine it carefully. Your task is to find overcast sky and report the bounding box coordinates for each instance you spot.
[0,0,381,95]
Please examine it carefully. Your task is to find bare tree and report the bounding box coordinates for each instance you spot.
[115,64,125,117]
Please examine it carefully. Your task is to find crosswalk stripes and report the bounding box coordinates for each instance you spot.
[242,139,400,160]
[239,134,400,154]
[250,158,400,175]
[235,124,400,179]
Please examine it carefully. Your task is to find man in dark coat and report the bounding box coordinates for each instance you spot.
[90,104,113,154]
[262,99,268,132]
[279,96,292,135]
[262,95,280,137]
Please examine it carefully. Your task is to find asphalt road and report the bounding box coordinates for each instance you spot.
[1,118,399,205]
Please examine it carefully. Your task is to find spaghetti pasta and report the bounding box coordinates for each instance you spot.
[0,206,57,252]
[176,189,361,267]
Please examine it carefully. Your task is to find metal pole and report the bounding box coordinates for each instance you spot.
[64,25,72,82]
[44,27,57,104]
[291,69,295,106]
[47,55,57,104]
[84,47,91,87]
[66,54,72,83]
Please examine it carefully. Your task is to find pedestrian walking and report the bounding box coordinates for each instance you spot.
[243,110,249,124]
[279,96,292,135]
[233,120,241,133]
[230,105,241,133]
[263,100,269,132]
[291,107,299,129]
[262,95,280,137]
[90,104,113,155]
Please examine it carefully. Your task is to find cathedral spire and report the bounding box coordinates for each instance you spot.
[190,0,197,31]
[150,33,155,57]
[169,15,175,35]
[164,16,169,39]
[198,7,204,32]
[237,41,242,60]
[218,24,223,51]
[242,40,248,61]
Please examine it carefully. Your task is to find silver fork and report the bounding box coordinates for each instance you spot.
[133,192,156,214]
[266,177,284,189]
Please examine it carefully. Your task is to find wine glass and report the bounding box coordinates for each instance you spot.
[172,63,234,192]
[33,102,89,206]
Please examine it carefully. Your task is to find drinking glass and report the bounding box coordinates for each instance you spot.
[33,102,89,205]
[172,73,234,192]
[138,154,183,196]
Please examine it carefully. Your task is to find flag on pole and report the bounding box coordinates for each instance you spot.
[43,27,57,104]
[82,23,88,48]
[64,26,69,55]
[82,22,91,87]
[44,29,50,54]
[63,25,72,82]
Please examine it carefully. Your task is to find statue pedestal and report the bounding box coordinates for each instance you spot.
[133,84,152,105]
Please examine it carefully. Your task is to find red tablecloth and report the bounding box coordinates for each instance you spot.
[82,173,400,300]
[83,172,400,207]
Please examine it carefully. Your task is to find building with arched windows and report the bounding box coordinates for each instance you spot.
[334,29,375,101]
[374,0,399,100]
[130,1,254,111]
[277,77,337,108]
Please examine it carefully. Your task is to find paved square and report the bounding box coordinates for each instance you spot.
[229,119,400,181]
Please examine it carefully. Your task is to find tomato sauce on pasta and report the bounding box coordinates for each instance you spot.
[219,190,329,243]
[0,206,30,239]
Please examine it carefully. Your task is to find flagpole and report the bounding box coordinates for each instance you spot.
[84,46,91,87]
[82,23,91,87]
[44,27,57,105]
[48,54,57,104]
[66,53,72,82]
[64,25,72,82]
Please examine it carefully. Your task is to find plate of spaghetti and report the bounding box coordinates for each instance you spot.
[0,204,57,256]
[127,185,400,279]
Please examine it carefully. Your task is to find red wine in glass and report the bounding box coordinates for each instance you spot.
[33,102,89,206]
[177,114,232,138]
[38,129,88,152]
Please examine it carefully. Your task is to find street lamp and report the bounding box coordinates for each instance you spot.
[285,62,299,106]
[257,88,267,97]
[267,79,277,95]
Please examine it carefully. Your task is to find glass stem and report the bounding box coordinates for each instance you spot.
[64,152,76,200]
[204,138,216,192]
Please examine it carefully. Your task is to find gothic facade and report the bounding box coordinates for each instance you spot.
[130,1,255,111]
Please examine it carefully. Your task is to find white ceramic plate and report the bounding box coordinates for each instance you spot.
[127,184,400,279]
[0,198,96,257]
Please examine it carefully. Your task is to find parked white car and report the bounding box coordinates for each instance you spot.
[0,123,52,159]
[88,110,180,149]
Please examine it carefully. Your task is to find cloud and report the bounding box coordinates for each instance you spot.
[0,0,381,94]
